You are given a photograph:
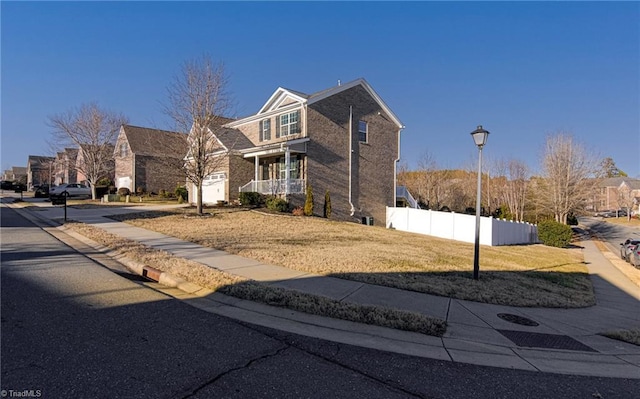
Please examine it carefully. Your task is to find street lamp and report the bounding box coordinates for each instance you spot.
[470,125,489,280]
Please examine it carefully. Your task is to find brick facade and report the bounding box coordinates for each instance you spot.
[114,125,188,195]
[224,79,402,225]
[306,85,399,225]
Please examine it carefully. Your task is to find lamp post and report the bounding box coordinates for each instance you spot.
[470,125,490,280]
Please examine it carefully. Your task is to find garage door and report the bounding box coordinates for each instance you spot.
[201,173,226,204]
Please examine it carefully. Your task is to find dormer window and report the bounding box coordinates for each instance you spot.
[277,110,300,137]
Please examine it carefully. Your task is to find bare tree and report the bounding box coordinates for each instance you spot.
[491,158,530,221]
[48,103,127,199]
[538,133,600,224]
[617,183,637,221]
[164,55,233,214]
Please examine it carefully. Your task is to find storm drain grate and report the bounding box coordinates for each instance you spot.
[497,330,596,352]
[497,313,539,326]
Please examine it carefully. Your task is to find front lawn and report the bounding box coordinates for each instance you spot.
[111,209,594,308]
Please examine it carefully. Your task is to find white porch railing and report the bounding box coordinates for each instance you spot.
[239,179,306,195]
[396,186,419,209]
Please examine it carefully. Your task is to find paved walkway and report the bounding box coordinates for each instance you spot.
[8,199,640,379]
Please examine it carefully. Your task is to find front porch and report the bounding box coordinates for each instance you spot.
[239,179,306,195]
[238,137,309,195]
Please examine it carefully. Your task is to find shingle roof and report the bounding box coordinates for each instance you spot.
[122,125,188,158]
[599,177,629,187]
[622,179,640,190]
[27,155,55,166]
[65,148,78,160]
[280,88,310,99]
[214,127,255,151]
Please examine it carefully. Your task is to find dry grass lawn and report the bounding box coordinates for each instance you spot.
[112,209,594,308]
[66,222,446,336]
[602,328,640,346]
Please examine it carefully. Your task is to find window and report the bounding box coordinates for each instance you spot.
[278,157,299,179]
[260,119,271,141]
[358,120,368,143]
[278,111,300,137]
[119,143,128,157]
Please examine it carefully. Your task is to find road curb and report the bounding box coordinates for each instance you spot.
[584,228,640,288]
[6,200,640,379]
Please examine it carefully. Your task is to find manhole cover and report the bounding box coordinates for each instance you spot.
[497,330,596,352]
[497,313,539,326]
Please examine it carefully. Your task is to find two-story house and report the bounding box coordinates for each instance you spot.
[26,155,55,190]
[191,78,403,225]
[2,166,27,183]
[113,125,188,194]
[75,144,115,188]
[594,177,640,213]
[53,148,78,185]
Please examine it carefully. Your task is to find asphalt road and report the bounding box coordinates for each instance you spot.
[580,216,640,256]
[1,204,638,398]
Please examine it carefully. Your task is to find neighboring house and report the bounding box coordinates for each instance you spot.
[190,78,404,225]
[594,177,640,212]
[187,123,254,206]
[75,144,115,187]
[26,155,55,190]
[53,148,78,185]
[618,179,640,214]
[114,125,188,194]
[2,166,27,182]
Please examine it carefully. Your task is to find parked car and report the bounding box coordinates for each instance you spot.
[620,239,640,262]
[34,184,50,198]
[629,244,640,268]
[12,182,26,192]
[595,210,613,217]
[1,180,13,190]
[49,183,91,199]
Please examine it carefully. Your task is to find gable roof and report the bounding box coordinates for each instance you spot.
[27,155,55,167]
[620,179,640,190]
[226,78,403,129]
[600,177,635,188]
[214,127,255,151]
[12,166,27,175]
[120,125,188,158]
[56,147,78,160]
[307,78,404,128]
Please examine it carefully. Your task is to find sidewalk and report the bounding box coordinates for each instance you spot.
[9,199,640,379]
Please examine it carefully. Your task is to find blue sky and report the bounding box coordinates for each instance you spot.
[2,1,639,177]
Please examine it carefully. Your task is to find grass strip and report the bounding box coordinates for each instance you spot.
[66,222,447,337]
[110,209,595,308]
[601,328,640,347]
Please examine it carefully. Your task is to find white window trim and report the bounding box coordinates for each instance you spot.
[262,119,271,140]
[279,111,299,137]
[358,120,368,143]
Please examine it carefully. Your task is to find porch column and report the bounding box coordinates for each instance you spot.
[284,146,290,196]
[254,155,259,192]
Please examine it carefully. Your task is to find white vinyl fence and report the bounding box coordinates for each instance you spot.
[386,207,538,246]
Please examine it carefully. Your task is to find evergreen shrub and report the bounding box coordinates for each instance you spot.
[538,219,573,248]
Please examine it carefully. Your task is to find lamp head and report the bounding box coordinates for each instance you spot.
[470,125,489,148]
